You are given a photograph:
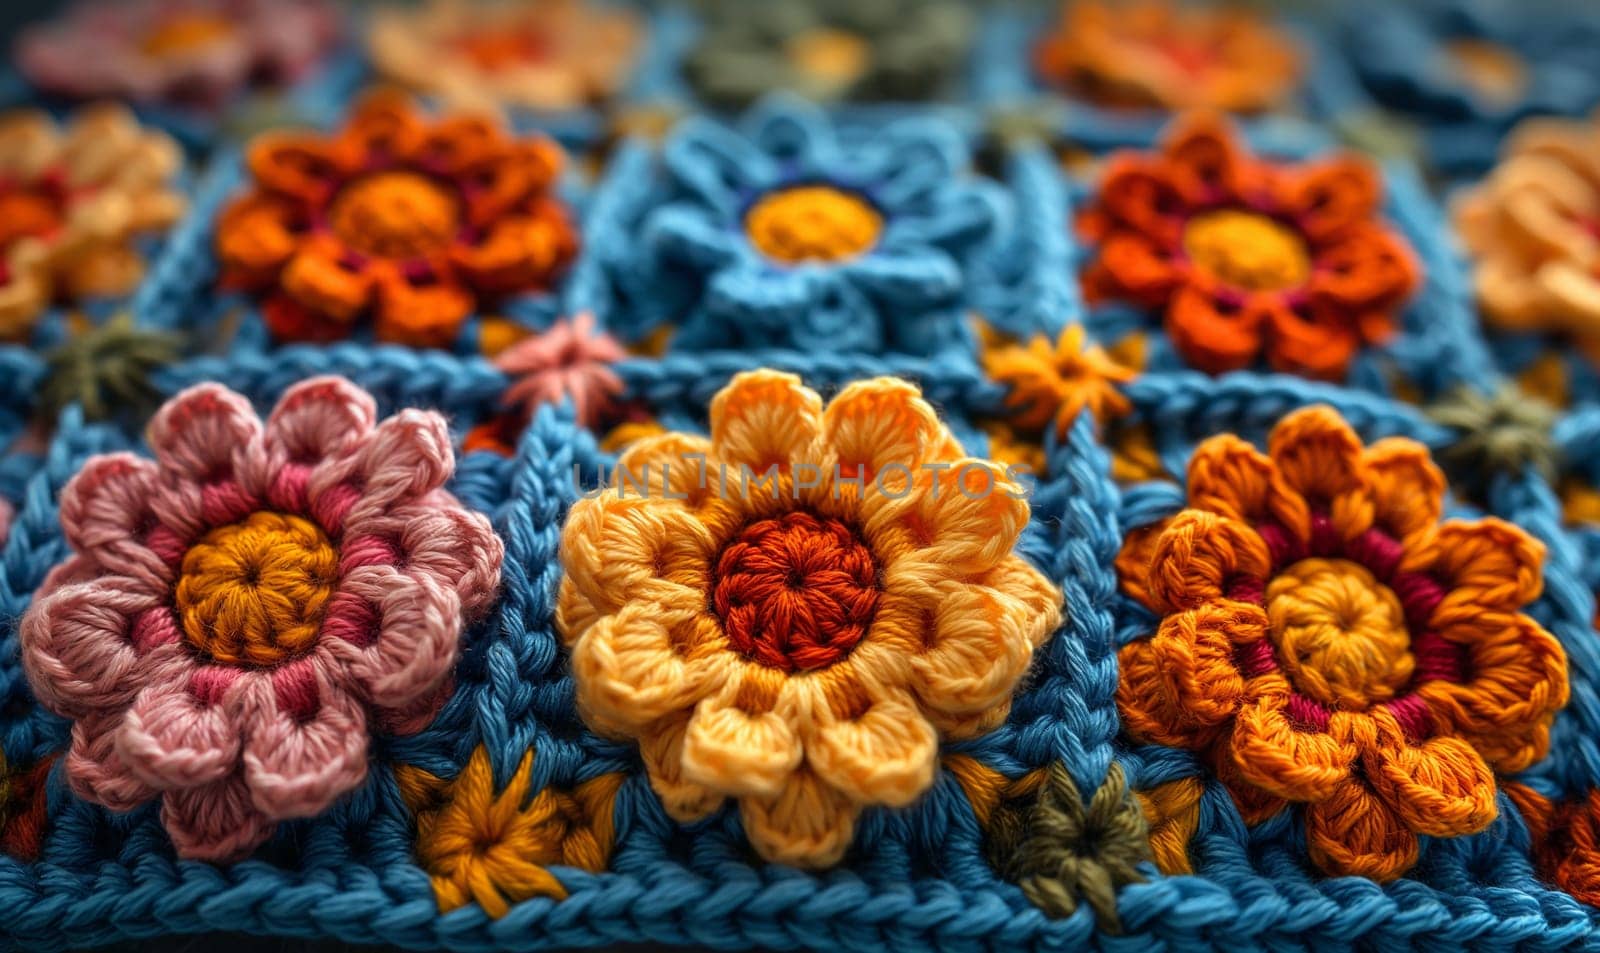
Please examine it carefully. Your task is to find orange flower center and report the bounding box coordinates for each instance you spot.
[328,170,462,260]
[140,13,235,56]
[1181,208,1311,292]
[1265,557,1416,711]
[454,29,551,71]
[1443,38,1527,107]
[785,28,871,91]
[174,511,339,666]
[712,511,880,672]
[745,185,882,264]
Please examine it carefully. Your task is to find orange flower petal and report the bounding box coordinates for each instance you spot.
[1165,284,1264,374]
[1145,510,1271,613]
[453,201,579,296]
[1303,776,1419,881]
[278,238,374,324]
[1260,298,1363,381]
[1404,518,1545,627]
[1186,432,1308,533]
[1265,406,1371,536]
[1228,698,1356,802]
[1277,156,1382,244]
[1095,232,1185,306]
[708,370,824,481]
[1361,709,1498,838]
[1119,603,1260,744]
[371,271,476,348]
[1159,113,1252,207]
[215,194,303,288]
[1361,437,1446,542]
[738,765,860,868]
[1305,226,1419,315]
[639,712,726,822]
[245,132,350,206]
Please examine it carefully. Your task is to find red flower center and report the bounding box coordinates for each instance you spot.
[713,511,879,672]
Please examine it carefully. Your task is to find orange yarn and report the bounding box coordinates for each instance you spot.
[1033,1,1300,114]
[215,92,578,347]
[1134,777,1203,875]
[982,324,1137,439]
[1079,113,1419,380]
[1115,405,1569,880]
[410,746,624,916]
[744,185,882,264]
[139,13,234,56]
[1507,783,1600,906]
[174,511,339,666]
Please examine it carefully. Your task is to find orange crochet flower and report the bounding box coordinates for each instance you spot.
[1453,110,1600,363]
[1034,1,1300,115]
[556,370,1061,867]
[215,92,578,348]
[1080,114,1420,380]
[1115,406,1568,881]
[981,324,1136,439]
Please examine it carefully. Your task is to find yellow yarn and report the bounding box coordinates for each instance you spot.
[1266,558,1415,711]
[1135,777,1204,876]
[413,746,625,917]
[745,186,882,264]
[174,511,338,666]
[1181,209,1311,292]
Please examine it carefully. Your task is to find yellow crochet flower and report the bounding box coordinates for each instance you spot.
[557,370,1062,867]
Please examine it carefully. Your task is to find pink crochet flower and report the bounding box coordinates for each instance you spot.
[494,312,625,428]
[15,0,338,111]
[20,376,503,861]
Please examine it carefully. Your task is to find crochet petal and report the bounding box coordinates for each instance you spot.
[559,494,718,622]
[877,459,1030,576]
[326,408,456,534]
[837,249,962,309]
[215,194,301,287]
[252,376,377,511]
[1361,711,1498,838]
[146,383,264,489]
[1185,433,1304,532]
[708,369,825,480]
[1361,438,1446,543]
[161,773,279,862]
[65,711,158,812]
[238,658,370,819]
[1144,510,1271,614]
[1303,776,1418,882]
[116,672,243,792]
[1165,284,1264,374]
[568,601,724,735]
[739,765,859,868]
[1305,226,1417,314]
[1278,157,1382,244]
[1228,698,1356,803]
[21,576,173,717]
[639,712,725,822]
[453,205,578,296]
[246,132,350,206]
[1127,603,1263,745]
[344,499,503,617]
[370,272,474,349]
[681,666,803,799]
[320,565,463,713]
[1265,406,1370,536]
[1260,298,1363,381]
[58,452,172,584]
[1403,519,1545,629]
[802,682,937,808]
[1416,615,1568,772]
[814,376,949,511]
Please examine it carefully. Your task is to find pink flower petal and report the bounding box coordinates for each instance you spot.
[235,658,370,819]
[161,773,277,862]
[21,575,174,718]
[65,711,158,812]
[58,453,174,585]
[248,376,377,514]
[145,383,265,528]
[311,409,454,534]
[321,565,461,711]
[115,670,245,792]
[343,496,504,617]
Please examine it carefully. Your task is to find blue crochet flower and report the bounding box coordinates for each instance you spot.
[1344,0,1600,170]
[618,99,1003,357]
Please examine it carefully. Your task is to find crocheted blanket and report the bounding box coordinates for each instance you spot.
[3,1,1600,950]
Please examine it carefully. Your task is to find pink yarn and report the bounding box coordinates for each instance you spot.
[14,0,338,110]
[20,376,503,862]
[494,313,626,429]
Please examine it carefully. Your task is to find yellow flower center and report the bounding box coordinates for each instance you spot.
[785,28,871,92]
[745,185,882,264]
[140,14,235,57]
[1181,209,1312,292]
[1265,557,1416,711]
[174,511,339,667]
[1443,39,1527,107]
[328,170,462,260]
